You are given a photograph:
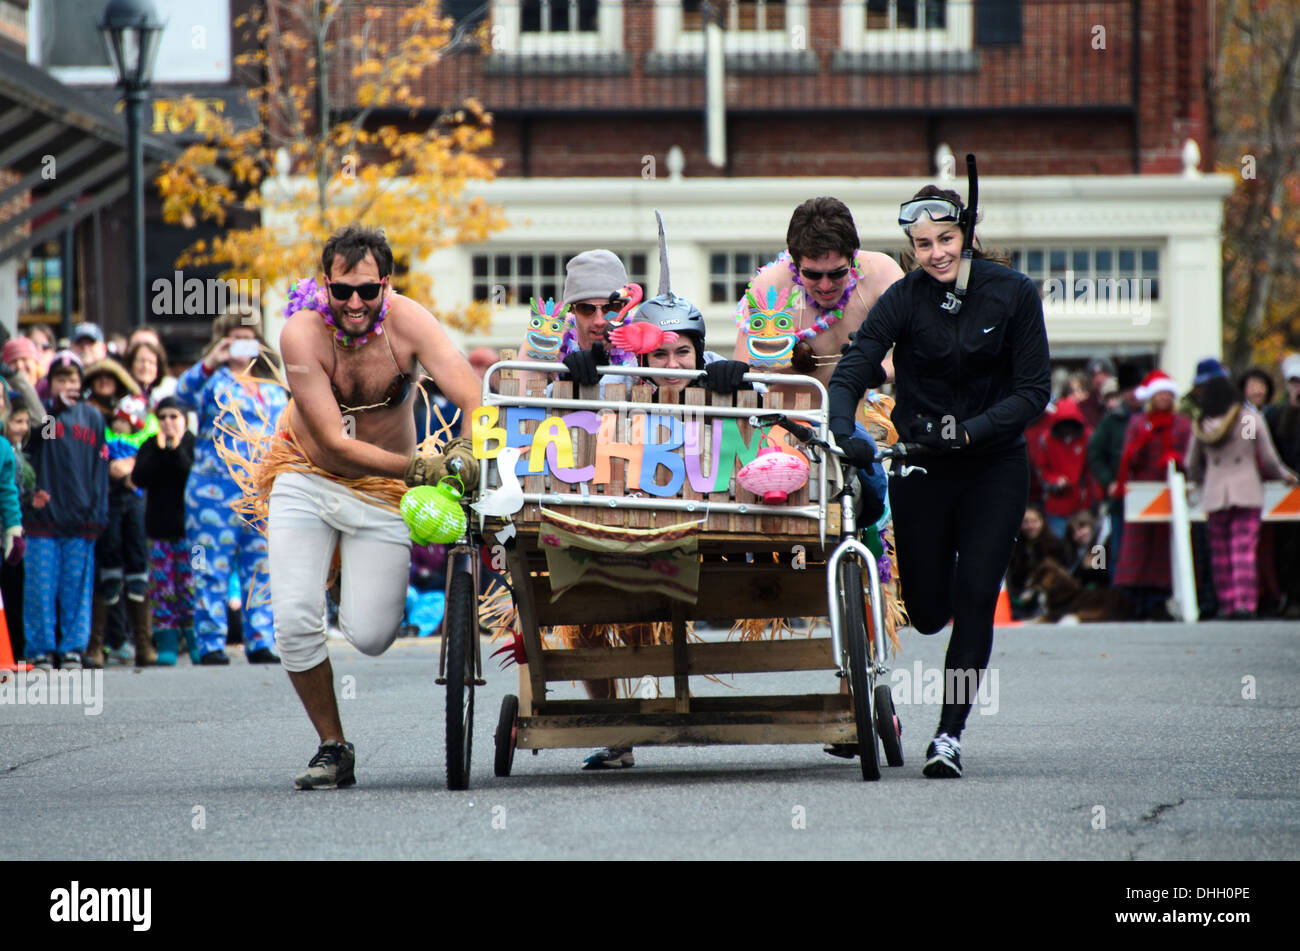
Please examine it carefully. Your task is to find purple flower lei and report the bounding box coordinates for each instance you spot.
[285,277,391,348]
[784,250,862,341]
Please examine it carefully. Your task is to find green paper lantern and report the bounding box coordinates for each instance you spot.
[401,479,468,545]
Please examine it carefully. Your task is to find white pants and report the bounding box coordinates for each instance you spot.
[268,471,412,673]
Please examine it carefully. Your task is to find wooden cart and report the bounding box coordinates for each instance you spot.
[439,362,901,788]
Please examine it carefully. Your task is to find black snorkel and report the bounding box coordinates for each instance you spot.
[940,153,979,315]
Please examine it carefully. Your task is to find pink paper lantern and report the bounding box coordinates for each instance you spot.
[737,445,810,504]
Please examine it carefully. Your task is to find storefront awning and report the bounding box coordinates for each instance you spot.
[0,50,176,265]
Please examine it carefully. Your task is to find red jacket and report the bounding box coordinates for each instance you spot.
[1024,403,1058,506]
[1033,399,1099,517]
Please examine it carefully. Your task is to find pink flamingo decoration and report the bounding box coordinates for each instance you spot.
[606,282,683,355]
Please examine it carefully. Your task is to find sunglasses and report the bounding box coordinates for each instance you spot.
[898,197,963,226]
[570,300,625,319]
[799,266,851,283]
[327,278,386,302]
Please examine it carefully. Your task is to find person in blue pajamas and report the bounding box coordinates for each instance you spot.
[174,312,288,665]
[22,352,108,669]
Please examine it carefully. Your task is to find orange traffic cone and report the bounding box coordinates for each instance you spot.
[0,587,30,673]
[994,580,1021,627]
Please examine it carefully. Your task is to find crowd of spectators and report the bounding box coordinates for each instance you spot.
[1,318,500,669]
[1011,353,1300,621]
[4,313,1297,668]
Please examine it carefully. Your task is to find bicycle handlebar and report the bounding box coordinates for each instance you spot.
[749,413,929,463]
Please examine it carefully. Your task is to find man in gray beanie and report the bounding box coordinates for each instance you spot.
[514,249,639,388]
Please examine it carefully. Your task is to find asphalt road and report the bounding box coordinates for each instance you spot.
[2,620,1296,861]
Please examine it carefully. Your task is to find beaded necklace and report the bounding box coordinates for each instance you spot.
[285,277,391,348]
[784,250,862,341]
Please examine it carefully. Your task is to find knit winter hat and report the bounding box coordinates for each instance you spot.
[1282,353,1300,383]
[1136,369,1180,401]
[1087,354,1116,377]
[1193,357,1229,386]
[562,250,629,306]
[46,349,84,380]
[2,336,36,364]
[154,395,186,416]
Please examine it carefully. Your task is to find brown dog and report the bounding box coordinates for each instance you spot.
[1028,559,1130,623]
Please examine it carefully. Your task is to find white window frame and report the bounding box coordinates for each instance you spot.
[493,0,623,54]
[655,1,810,54]
[839,0,972,52]
[1009,244,1163,308]
[471,249,650,305]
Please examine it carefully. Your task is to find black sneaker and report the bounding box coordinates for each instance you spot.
[581,747,634,770]
[823,743,858,759]
[295,740,356,790]
[28,652,55,670]
[199,650,231,666]
[245,647,281,664]
[923,732,962,778]
[58,652,84,671]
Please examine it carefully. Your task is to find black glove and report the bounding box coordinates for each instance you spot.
[834,433,877,470]
[907,414,968,450]
[702,360,750,395]
[560,341,607,387]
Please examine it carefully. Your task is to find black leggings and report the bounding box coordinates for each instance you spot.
[889,447,1029,737]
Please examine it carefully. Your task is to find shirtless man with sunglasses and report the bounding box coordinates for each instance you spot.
[273,225,482,789]
[731,197,903,407]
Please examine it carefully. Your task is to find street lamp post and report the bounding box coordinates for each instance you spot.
[98,0,165,330]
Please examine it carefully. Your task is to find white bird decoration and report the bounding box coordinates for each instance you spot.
[471,445,525,518]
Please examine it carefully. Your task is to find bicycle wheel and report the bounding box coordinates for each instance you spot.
[444,569,475,790]
[494,694,519,777]
[875,683,904,767]
[838,559,880,781]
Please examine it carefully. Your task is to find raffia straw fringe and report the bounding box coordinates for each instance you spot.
[213,375,454,604]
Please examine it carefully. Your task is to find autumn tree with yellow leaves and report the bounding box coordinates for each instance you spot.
[157,0,504,333]
[1215,0,1300,369]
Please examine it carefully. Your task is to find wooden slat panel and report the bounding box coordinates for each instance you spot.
[533,561,830,626]
[709,389,732,533]
[682,387,707,529]
[516,718,858,749]
[521,376,546,523]
[654,387,681,530]
[540,637,835,681]
[602,383,626,527]
[504,546,550,710]
[733,389,759,535]
[550,379,575,521]
[629,383,654,530]
[789,391,816,536]
[760,390,788,538]
[538,693,850,715]
[498,348,518,382]
[671,602,690,712]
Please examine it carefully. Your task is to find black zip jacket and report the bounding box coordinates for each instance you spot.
[131,431,195,541]
[829,258,1051,455]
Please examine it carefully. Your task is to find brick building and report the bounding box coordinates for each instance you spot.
[268,0,1234,386]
